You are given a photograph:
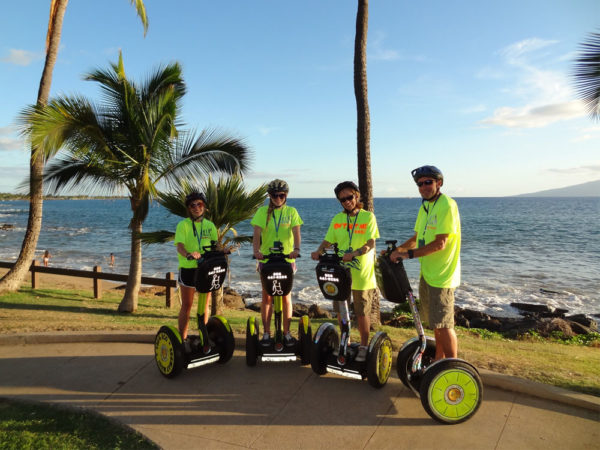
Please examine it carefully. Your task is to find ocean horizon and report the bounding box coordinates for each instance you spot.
[1,197,598,320]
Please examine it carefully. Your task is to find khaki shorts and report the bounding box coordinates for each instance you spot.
[333,289,376,317]
[419,276,455,329]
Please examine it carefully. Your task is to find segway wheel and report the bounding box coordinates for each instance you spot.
[310,324,338,375]
[154,326,185,378]
[246,317,260,366]
[420,360,483,424]
[367,333,393,389]
[396,338,436,391]
[207,316,235,364]
[298,315,312,366]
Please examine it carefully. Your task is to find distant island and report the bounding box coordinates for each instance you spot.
[517,179,600,197]
[0,193,126,201]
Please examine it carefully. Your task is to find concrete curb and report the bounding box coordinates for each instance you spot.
[1,331,598,413]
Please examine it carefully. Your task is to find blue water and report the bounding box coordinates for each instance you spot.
[1,197,598,318]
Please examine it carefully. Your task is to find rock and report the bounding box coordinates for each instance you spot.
[535,318,575,338]
[292,303,310,317]
[0,224,14,230]
[222,287,245,310]
[567,320,595,335]
[246,302,261,312]
[308,304,331,319]
[510,302,554,314]
[566,314,598,331]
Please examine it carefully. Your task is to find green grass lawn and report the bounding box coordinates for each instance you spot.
[1,286,599,396]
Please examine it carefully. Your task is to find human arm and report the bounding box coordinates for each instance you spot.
[342,238,375,262]
[252,225,264,260]
[289,225,301,259]
[177,242,201,260]
[390,233,449,262]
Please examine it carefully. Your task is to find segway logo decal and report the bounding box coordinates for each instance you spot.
[210,274,221,291]
[272,280,284,296]
[323,281,338,296]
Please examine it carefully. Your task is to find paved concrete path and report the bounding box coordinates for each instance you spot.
[0,340,598,449]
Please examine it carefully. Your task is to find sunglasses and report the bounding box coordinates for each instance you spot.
[338,194,354,203]
[270,193,286,199]
[189,202,205,208]
[416,180,435,187]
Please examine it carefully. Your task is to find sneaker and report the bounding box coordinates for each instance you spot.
[284,333,297,347]
[355,345,368,362]
[260,333,271,346]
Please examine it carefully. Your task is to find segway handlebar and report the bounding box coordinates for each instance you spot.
[186,241,229,260]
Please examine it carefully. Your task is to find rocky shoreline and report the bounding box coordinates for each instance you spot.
[217,287,599,338]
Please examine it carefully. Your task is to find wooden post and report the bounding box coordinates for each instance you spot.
[166,272,174,308]
[31,260,38,289]
[93,266,102,299]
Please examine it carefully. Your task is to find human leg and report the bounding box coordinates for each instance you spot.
[178,285,195,340]
[282,293,292,334]
[422,278,456,360]
[434,327,457,359]
[261,290,273,337]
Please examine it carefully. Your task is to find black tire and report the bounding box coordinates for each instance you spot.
[154,326,185,378]
[367,333,393,389]
[245,317,260,367]
[396,338,436,391]
[310,324,338,375]
[298,315,312,366]
[207,316,235,364]
[420,360,483,424]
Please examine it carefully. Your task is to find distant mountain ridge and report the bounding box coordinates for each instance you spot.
[517,179,600,197]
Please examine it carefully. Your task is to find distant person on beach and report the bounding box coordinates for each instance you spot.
[311,181,379,362]
[174,192,218,347]
[388,165,461,360]
[109,253,115,267]
[42,250,51,267]
[252,179,303,347]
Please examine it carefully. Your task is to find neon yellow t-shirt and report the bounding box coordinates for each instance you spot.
[250,205,303,262]
[324,210,379,290]
[174,217,219,269]
[414,194,461,288]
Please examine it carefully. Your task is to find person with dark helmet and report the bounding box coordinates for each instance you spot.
[311,181,380,362]
[251,179,303,347]
[174,191,219,349]
[389,165,461,360]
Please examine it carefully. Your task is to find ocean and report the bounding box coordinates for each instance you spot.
[1,197,598,319]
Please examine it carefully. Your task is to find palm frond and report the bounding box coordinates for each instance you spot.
[573,32,600,121]
[138,230,174,245]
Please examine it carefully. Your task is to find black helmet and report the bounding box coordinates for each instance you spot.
[411,165,443,182]
[334,181,359,198]
[267,179,289,194]
[185,191,207,207]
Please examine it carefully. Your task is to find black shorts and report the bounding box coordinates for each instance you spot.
[178,268,196,289]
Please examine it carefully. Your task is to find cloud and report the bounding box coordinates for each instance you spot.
[258,126,279,136]
[481,100,585,128]
[0,126,24,151]
[1,49,42,66]
[480,38,585,129]
[546,164,600,174]
[369,31,427,63]
[459,104,487,114]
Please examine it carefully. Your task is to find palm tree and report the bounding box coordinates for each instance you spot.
[353,0,379,326]
[0,0,148,295]
[19,53,250,312]
[573,31,600,121]
[140,175,268,314]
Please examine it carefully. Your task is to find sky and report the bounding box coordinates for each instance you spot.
[0,1,598,198]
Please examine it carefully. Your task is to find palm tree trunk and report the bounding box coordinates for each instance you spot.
[118,218,142,312]
[354,0,379,327]
[0,0,69,294]
[211,286,224,316]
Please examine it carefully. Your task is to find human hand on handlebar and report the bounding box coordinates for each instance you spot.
[186,251,202,260]
[253,250,264,260]
[389,248,408,263]
[289,249,300,259]
[310,251,321,261]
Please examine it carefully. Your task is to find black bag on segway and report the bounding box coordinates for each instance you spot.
[260,258,294,297]
[375,255,412,303]
[194,250,228,293]
[316,260,352,302]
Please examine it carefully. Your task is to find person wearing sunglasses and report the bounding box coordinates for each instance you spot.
[174,191,219,350]
[310,181,379,362]
[251,179,303,347]
[388,165,461,361]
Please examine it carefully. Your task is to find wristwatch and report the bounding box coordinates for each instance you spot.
[408,249,414,259]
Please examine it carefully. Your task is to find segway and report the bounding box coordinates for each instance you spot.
[245,241,312,366]
[377,240,483,424]
[154,241,235,378]
[311,244,393,388]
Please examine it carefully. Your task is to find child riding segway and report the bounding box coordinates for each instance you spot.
[154,241,235,378]
[245,241,312,365]
[377,240,482,423]
[311,244,393,388]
